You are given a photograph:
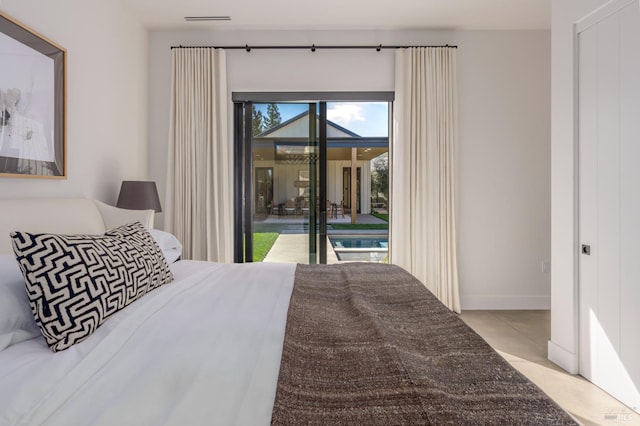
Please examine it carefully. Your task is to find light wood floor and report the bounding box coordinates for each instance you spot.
[460,311,639,426]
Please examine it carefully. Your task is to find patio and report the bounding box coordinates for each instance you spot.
[255,212,387,227]
[252,110,389,223]
[262,214,353,225]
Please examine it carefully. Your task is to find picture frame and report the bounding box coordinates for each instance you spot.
[0,11,66,178]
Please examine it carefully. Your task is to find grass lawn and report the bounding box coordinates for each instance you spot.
[371,212,389,222]
[253,223,286,233]
[253,232,279,262]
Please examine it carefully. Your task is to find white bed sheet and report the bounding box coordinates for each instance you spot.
[0,260,296,426]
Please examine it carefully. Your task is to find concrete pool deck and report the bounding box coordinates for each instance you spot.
[263,234,341,264]
[259,213,388,264]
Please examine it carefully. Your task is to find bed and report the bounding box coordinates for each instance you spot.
[0,198,577,425]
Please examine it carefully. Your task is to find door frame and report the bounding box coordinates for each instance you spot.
[232,92,394,264]
[342,167,362,213]
[233,100,327,264]
[254,167,273,215]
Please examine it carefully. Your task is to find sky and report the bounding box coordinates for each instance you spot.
[254,102,389,137]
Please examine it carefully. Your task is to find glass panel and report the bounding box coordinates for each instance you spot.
[325,101,389,264]
[251,102,320,264]
[242,99,389,265]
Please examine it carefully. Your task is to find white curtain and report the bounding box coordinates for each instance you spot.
[392,47,461,313]
[165,48,233,262]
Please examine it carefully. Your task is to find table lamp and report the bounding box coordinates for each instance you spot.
[116,181,162,212]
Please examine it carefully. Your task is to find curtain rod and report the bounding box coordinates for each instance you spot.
[170,44,457,52]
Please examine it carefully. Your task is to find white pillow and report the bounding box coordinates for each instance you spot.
[149,229,183,263]
[11,223,174,352]
[0,255,41,351]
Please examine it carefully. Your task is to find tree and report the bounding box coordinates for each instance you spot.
[252,108,264,136]
[263,103,282,130]
[371,153,389,204]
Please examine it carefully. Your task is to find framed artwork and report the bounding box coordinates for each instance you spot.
[0,11,66,178]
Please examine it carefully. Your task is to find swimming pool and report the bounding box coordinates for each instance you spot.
[329,235,388,262]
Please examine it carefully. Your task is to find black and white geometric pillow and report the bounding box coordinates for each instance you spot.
[10,222,174,352]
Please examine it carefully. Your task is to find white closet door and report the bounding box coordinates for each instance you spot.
[578,22,598,386]
[578,0,640,413]
[619,3,640,413]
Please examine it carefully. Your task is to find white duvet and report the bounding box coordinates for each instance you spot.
[0,260,296,426]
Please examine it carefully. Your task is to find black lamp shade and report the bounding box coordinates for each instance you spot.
[116,181,162,212]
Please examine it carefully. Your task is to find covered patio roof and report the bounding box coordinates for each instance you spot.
[253,111,388,162]
[252,139,387,162]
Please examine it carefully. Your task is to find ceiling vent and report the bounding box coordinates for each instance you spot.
[184,16,231,22]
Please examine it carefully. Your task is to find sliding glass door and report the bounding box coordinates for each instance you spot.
[235,101,326,264]
[234,93,392,264]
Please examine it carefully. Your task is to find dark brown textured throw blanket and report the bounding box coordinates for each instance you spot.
[271,263,576,425]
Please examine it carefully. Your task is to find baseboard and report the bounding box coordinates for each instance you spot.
[460,295,551,310]
[547,340,579,374]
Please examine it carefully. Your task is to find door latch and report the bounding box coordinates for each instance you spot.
[581,244,591,255]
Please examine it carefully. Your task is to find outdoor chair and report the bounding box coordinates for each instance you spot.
[271,200,283,217]
[295,196,304,216]
[284,199,296,216]
[327,200,336,219]
[301,199,310,216]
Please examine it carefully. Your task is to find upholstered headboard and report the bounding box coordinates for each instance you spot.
[0,198,153,255]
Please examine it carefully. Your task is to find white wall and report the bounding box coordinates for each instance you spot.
[457,31,551,309]
[0,0,148,204]
[549,0,609,373]
[148,29,551,310]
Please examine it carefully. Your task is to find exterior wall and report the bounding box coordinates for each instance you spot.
[327,160,372,214]
[254,159,371,214]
